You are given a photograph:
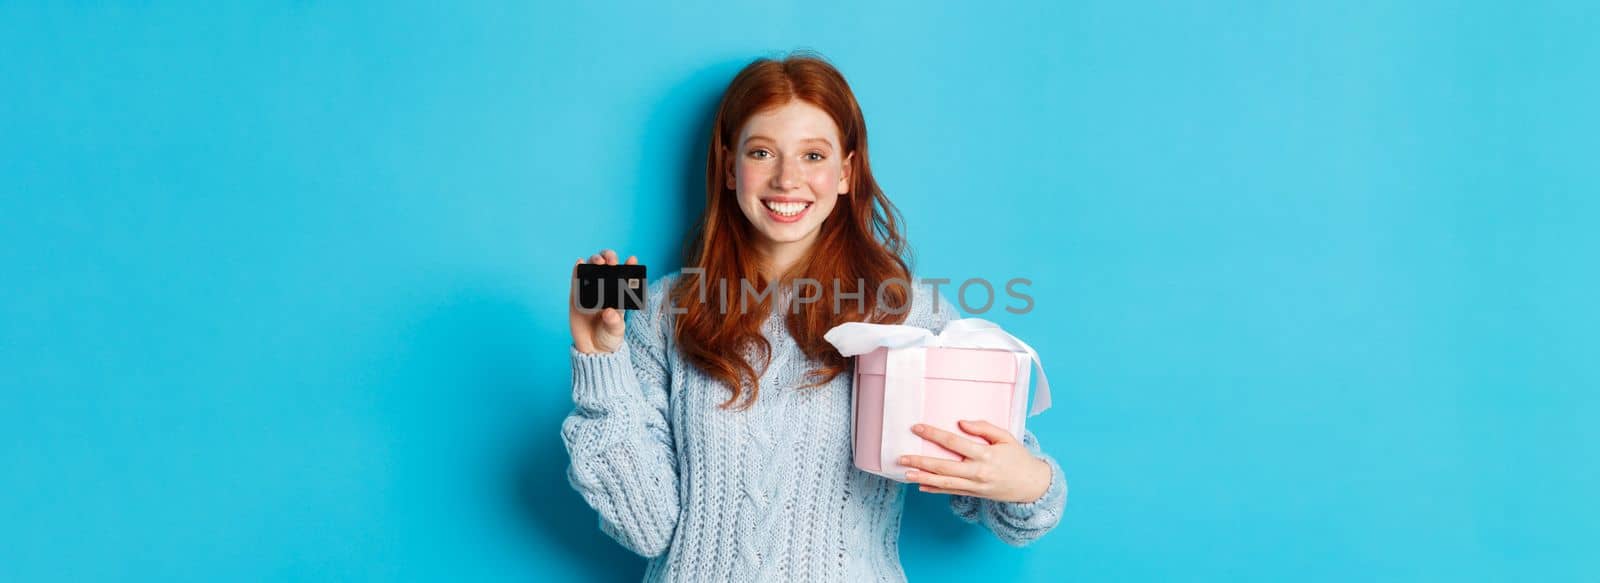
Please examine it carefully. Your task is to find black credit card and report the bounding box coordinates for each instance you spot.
[575,263,648,311]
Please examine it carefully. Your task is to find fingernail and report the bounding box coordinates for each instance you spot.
[898,456,910,465]
[912,424,925,433]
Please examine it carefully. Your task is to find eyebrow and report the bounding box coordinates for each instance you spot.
[742,135,834,147]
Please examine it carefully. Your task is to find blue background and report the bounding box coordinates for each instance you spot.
[3,2,1596,581]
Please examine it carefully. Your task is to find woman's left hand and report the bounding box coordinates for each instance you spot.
[900,420,1053,503]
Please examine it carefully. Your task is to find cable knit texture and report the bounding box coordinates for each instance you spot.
[561,271,1068,582]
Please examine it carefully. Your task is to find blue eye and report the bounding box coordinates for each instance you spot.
[749,149,771,158]
[805,152,825,161]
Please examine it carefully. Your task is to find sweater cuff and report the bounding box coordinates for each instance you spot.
[995,453,1066,520]
[570,343,643,407]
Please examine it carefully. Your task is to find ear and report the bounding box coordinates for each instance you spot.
[837,151,854,195]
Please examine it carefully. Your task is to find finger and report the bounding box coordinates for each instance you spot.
[918,485,978,496]
[601,308,624,334]
[590,253,604,264]
[625,255,638,265]
[602,249,619,265]
[912,423,988,460]
[903,469,983,493]
[958,420,1018,445]
[899,455,980,480]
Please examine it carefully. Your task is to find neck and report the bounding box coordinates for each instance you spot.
[757,231,818,281]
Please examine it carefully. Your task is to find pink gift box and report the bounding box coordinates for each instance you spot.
[849,345,1036,481]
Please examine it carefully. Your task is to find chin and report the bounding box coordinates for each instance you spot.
[761,227,815,243]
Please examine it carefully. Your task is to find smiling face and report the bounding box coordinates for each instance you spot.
[725,100,854,274]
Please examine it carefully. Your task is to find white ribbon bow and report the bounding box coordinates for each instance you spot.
[824,318,1053,416]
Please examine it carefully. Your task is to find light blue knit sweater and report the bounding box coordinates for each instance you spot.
[562,271,1068,582]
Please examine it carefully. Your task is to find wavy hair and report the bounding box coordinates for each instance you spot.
[671,51,914,410]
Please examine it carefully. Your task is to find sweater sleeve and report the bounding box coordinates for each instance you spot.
[559,277,680,558]
[947,431,1069,546]
[919,282,1069,546]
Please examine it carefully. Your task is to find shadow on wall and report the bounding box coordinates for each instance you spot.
[508,411,646,582]
[369,279,646,580]
[631,55,756,276]
[501,59,741,579]
[901,485,989,555]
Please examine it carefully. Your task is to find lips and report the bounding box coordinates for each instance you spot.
[761,199,812,223]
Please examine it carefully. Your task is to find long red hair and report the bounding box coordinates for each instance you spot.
[672,52,914,410]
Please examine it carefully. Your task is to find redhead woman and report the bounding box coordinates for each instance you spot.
[563,51,1067,582]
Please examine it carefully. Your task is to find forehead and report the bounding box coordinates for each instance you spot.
[738,101,841,146]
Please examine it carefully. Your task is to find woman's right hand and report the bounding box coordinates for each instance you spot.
[570,248,639,354]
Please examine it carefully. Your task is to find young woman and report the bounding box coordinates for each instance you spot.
[563,52,1067,582]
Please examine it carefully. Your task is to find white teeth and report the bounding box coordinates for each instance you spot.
[763,200,811,217]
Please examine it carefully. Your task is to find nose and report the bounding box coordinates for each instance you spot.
[772,157,803,190]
